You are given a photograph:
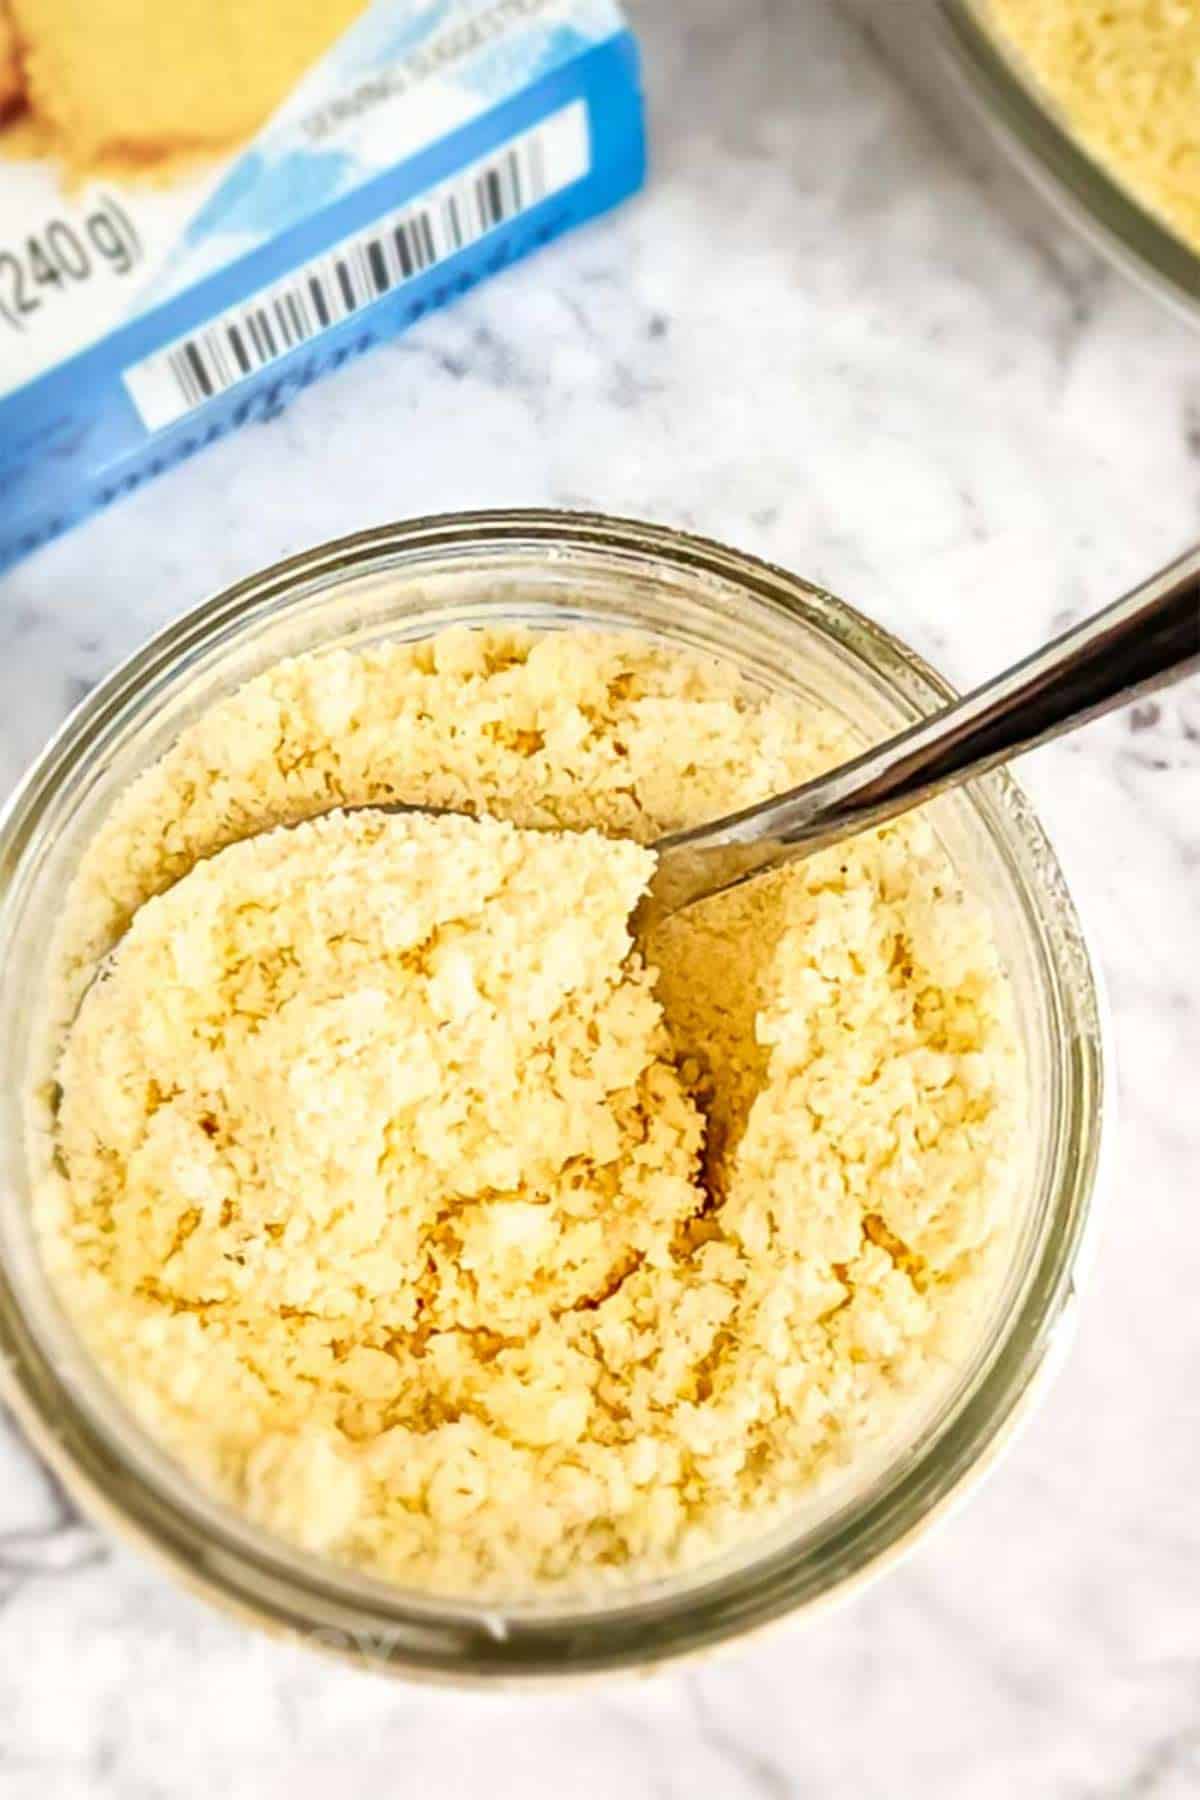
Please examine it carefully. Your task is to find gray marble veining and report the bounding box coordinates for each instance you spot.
[1,1,1198,1794]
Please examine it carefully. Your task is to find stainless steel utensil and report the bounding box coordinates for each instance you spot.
[634,542,1200,933]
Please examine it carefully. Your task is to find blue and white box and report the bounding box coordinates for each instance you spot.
[0,0,645,570]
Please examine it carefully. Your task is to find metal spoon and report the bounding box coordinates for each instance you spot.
[632,541,1200,936]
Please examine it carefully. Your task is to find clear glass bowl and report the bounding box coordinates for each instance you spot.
[936,0,1200,329]
[0,511,1108,1680]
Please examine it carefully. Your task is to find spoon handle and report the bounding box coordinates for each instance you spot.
[648,544,1200,919]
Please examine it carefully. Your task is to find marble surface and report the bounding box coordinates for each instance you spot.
[2,1,1199,1793]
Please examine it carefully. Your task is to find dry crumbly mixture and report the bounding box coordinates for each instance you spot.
[1,0,366,178]
[985,0,1200,254]
[40,628,1026,1595]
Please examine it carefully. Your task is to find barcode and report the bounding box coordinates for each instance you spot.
[124,102,590,430]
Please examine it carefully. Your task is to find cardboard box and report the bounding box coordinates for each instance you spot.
[0,0,645,571]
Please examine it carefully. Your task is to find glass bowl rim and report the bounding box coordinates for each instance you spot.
[0,509,1109,1681]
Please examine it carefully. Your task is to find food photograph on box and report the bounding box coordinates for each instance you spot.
[0,3,1197,1796]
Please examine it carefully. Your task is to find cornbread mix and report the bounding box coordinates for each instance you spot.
[38,627,1028,1596]
[0,1,645,569]
[982,0,1200,254]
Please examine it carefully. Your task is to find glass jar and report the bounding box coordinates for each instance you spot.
[0,511,1108,1680]
[935,0,1200,330]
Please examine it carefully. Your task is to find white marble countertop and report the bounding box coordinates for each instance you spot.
[2,2,1199,1794]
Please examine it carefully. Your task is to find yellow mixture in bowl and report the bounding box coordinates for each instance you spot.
[40,627,1025,1596]
[985,0,1200,255]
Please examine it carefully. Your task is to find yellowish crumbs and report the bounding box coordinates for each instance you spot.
[985,0,1200,255]
[39,628,1026,1595]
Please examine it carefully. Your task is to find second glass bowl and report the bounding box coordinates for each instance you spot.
[936,0,1200,329]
